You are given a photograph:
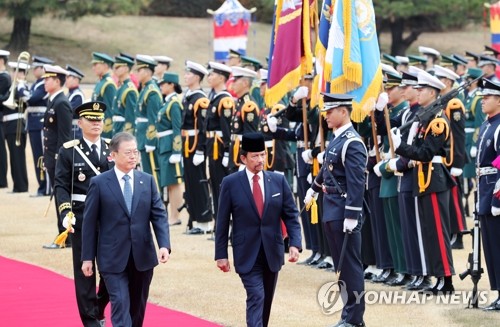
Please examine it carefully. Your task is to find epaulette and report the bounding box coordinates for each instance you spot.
[63,139,80,149]
[194,97,210,113]
[242,101,258,114]
[218,97,235,116]
[342,131,356,139]
[425,117,449,139]
[445,98,465,120]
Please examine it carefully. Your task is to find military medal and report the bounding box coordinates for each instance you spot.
[49,117,53,123]
[328,164,333,171]
[78,172,86,182]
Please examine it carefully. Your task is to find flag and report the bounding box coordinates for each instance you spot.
[327,0,382,122]
[266,0,313,107]
[311,0,332,108]
[490,1,500,52]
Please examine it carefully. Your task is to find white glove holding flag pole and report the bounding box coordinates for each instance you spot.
[301,149,313,164]
[450,167,463,177]
[375,92,388,111]
[343,218,358,233]
[307,173,312,184]
[169,154,181,164]
[373,160,384,177]
[62,212,76,233]
[222,153,229,167]
[470,146,477,158]
[267,116,278,133]
[293,86,309,102]
[317,151,325,164]
[304,188,318,205]
[192,151,205,166]
[388,158,398,171]
[390,127,402,149]
[145,145,156,153]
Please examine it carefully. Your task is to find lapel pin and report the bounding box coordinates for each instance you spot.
[140,181,143,184]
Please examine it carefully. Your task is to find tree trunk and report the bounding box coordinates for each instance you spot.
[389,18,422,55]
[7,17,31,51]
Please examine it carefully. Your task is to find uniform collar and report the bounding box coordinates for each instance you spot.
[334,122,353,138]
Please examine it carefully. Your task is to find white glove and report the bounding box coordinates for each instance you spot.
[343,218,358,233]
[375,92,388,111]
[301,149,313,164]
[169,153,181,164]
[145,145,156,153]
[304,188,318,205]
[222,153,229,167]
[388,158,398,171]
[267,116,278,133]
[470,146,477,158]
[492,206,500,216]
[450,167,463,177]
[390,127,402,149]
[307,173,312,184]
[192,151,205,166]
[16,80,26,91]
[62,213,76,233]
[317,151,325,165]
[373,160,384,177]
[293,86,309,101]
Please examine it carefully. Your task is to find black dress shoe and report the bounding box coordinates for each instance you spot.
[316,261,333,269]
[298,252,317,265]
[420,276,454,295]
[372,269,395,283]
[169,220,182,226]
[482,299,500,311]
[364,272,374,280]
[308,255,325,266]
[407,276,432,290]
[42,242,65,249]
[186,227,212,235]
[386,274,411,286]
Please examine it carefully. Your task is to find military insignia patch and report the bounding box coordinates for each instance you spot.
[453,111,461,121]
[224,109,231,118]
[247,113,254,122]
[201,109,207,118]
[78,172,86,182]
[124,122,133,133]
[345,131,354,138]
[103,118,113,133]
[146,125,157,139]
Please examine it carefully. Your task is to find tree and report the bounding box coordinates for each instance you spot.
[374,0,485,55]
[1,0,148,51]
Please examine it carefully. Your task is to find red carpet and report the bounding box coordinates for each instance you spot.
[1,256,221,326]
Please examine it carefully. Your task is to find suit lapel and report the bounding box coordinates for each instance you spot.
[238,170,260,219]
[262,171,272,219]
[130,170,143,216]
[106,170,130,216]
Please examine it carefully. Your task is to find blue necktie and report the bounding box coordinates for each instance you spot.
[123,175,132,213]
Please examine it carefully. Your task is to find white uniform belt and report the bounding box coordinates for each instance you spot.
[2,113,23,122]
[431,156,443,163]
[71,194,87,202]
[135,117,148,123]
[112,116,126,122]
[26,106,46,113]
[157,130,173,138]
[477,167,497,176]
[182,129,196,136]
[297,141,305,148]
[465,128,476,133]
[231,134,242,141]
[206,130,223,138]
[265,140,274,148]
[72,119,79,126]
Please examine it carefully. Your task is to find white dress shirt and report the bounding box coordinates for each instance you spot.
[82,137,101,160]
[114,166,134,194]
[245,169,264,200]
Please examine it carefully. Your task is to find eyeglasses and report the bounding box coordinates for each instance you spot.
[117,150,139,157]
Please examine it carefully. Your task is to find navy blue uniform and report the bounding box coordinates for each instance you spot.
[68,86,85,139]
[0,70,11,188]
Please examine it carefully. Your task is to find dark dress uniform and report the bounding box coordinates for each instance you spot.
[311,122,367,326]
[43,90,73,234]
[182,89,212,226]
[205,89,234,218]
[0,69,11,188]
[112,78,138,135]
[68,86,85,139]
[54,137,112,326]
[92,71,116,139]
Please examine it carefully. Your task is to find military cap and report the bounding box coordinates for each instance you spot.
[400,71,418,86]
[464,67,483,80]
[42,64,69,78]
[114,55,135,68]
[480,78,500,96]
[382,63,399,76]
[232,66,258,79]
[159,72,182,94]
[75,101,107,120]
[409,66,426,75]
[241,132,265,153]
[304,72,315,80]
[32,56,54,67]
[91,52,114,66]
[227,49,242,59]
[395,56,409,65]
[408,55,428,66]
[8,61,30,71]
[241,55,263,70]
[66,65,85,79]
[414,71,445,91]
[385,71,402,88]
[185,60,208,77]
[484,45,500,57]
[259,68,268,83]
[440,54,463,68]
[0,49,10,57]
[382,53,400,67]
[136,54,157,71]
[119,52,135,61]
[153,56,173,65]
[418,46,440,58]
[451,54,468,65]
[478,55,499,67]
[465,51,480,62]
[433,65,459,81]
[208,61,232,78]
[320,92,354,111]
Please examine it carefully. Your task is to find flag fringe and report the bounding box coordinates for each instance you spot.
[351,65,383,123]
[265,66,302,107]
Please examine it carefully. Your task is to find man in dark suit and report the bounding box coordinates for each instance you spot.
[81,132,170,327]
[215,132,302,327]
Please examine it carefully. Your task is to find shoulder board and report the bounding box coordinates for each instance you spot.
[144,87,162,102]
[218,97,235,115]
[121,87,138,106]
[166,98,182,120]
[341,137,367,166]
[194,97,210,113]
[342,131,356,139]
[425,117,449,139]
[100,79,116,97]
[63,139,80,149]
[102,138,111,144]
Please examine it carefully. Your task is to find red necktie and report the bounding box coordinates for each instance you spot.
[252,174,264,218]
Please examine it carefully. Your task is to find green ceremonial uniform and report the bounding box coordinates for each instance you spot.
[463,87,485,178]
[92,72,117,138]
[250,84,265,110]
[112,78,138,135]
[136,79,163,175]
[157,93,183,187]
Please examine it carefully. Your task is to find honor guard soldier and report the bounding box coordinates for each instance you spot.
[157,72,184,226]
[475,78,500,311]
[465,51,480,68]
[478,54,500,83]
[0,49,10,189]
[240,55,265,110]
[305,93,368,327]
[205,61,234,219]
[119,52,140,89]
[65,65,85,140]
[230,66,260,171]
[54,101,111,326]
[182,60,212,234]
[418,46,441,70]
[91,52,117,138]
[112,55,138,135]
[21,55,54,196]
[463,68,486,216]
[134,55,162,185]
[391,71,456,294]
[42,64,73,249]
[225,49,242,98]
[395,56,410,73]
[152,55,173,83]
[408,55,428,71]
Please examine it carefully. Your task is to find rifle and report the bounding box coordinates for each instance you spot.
[399,75,483,133]
[459,190,483,308]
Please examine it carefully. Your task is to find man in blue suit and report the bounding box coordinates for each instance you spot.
[215,132,302,327]
[81,132,170,327]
